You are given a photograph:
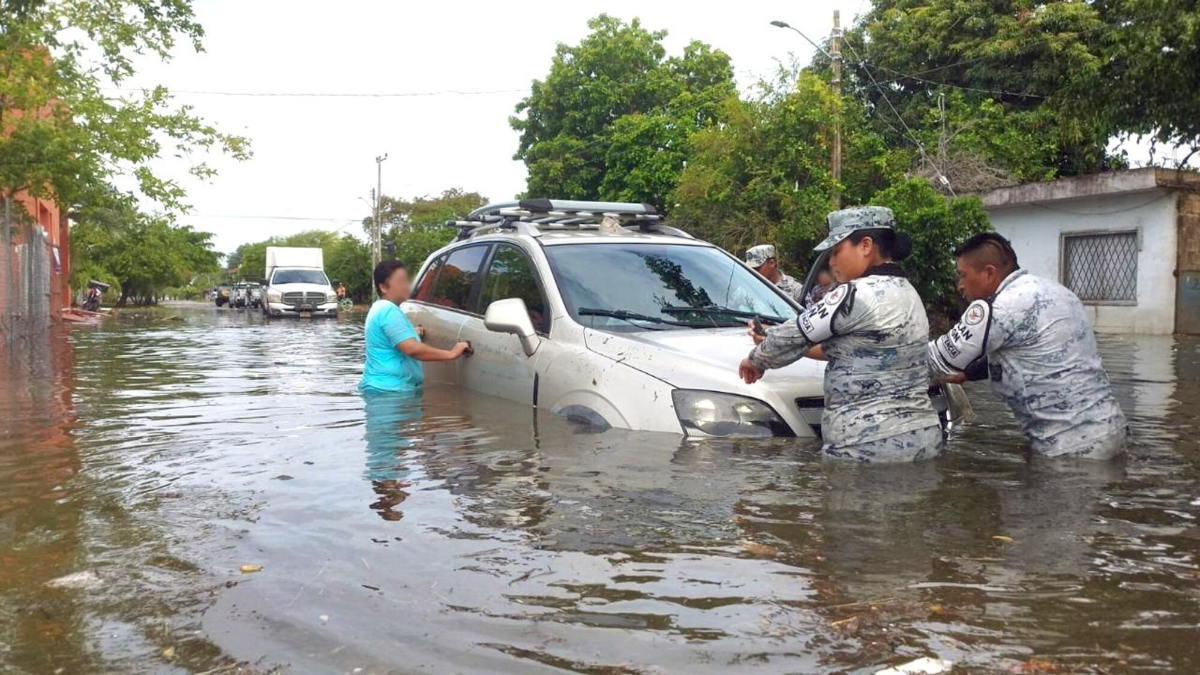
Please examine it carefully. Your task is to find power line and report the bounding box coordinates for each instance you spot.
[150,88,526,98]
[841,39,956,197]
[844,46,1048,100]
[186,214,359,222]
[854,23,1111,93]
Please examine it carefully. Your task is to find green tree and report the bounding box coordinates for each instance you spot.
[836,0,1113,182]
[369,188,487,234]
[0,0,250,218]
[869,179,992,322]
[1081,0,1200,164]
[511,15,736,208]
[70,199,220,305]
[668,72,907,272]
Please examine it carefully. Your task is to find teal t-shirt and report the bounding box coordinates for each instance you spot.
[360,300,424,393]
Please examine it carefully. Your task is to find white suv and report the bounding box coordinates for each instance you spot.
[402,199,828,438]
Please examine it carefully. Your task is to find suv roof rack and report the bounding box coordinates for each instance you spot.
[447,199,692,241]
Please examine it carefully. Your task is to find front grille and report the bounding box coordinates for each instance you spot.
[281,291,327,306]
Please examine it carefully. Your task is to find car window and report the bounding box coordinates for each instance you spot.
[544,243,797,332]
[478,245,549,334]
[413,255,446,302]
[429,246,488,310]
[272,269,330,286]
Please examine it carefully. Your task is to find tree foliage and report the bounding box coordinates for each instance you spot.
[511,15,736,208]
[669,73,908,271]
[869,179,992,322]
[835,0,1113,183]
[70,197,220,305]
[0,0,249,217]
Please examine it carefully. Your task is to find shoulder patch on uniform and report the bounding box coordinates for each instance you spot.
[932,299,992,371]
[797,282,855,343]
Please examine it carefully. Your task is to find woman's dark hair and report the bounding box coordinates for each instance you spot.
[846,228,913,262]
[373,260,406,293]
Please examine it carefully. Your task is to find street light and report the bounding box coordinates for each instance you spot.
[770,20,832,59]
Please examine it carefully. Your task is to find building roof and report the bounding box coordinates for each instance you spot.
[978,167,1200,210]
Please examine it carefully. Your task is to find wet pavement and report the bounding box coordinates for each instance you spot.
[1,302,1198,674]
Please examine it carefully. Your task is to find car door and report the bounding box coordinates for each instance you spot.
[455,243,552,405]
[402,245,491,385]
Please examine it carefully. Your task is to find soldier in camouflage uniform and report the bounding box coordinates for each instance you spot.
[740,207,943,462]
[745,244,805,304]
[928,233,1128,459]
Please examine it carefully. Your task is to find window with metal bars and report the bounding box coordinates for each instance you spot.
[1061,231,1139,304]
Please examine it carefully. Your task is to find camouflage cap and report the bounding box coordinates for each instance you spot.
[744,244,777,268]
[814,206,896,252]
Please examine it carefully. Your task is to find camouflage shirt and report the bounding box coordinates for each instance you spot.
[750,273,941,454]
[929,270,1127,458]
[775,272,806,304]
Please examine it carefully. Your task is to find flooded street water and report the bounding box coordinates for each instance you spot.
[2,303,1199,674]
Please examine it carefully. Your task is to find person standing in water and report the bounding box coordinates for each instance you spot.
[928,232,1127,459]
[360,260,470,393]
[741,206,942,462]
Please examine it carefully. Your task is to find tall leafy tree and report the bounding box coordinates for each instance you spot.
[1083,0,1200,164]
[0,0,249,219]
[669,72,908,270]
[836,0,1114,183]
[70,198,220,305]
[511,15,736,208]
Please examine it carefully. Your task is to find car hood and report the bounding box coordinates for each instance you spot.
[583,326,825,393]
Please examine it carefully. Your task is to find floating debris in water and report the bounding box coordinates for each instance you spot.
[45,571,103,590]
[240,565,263,574]
[875,657,954,675]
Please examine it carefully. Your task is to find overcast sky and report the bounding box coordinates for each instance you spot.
[117,0,869,254]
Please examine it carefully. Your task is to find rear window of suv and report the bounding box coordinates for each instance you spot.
[418,245,489,310]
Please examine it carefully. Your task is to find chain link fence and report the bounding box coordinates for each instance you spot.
[1,201,55,342]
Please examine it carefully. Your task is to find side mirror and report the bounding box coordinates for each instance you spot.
[485,298,540,357]
[260,279,268,286]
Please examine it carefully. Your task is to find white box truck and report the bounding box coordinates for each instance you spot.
[262,247,338,318]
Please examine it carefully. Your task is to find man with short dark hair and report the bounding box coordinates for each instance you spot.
[360,260,469,393]
[928,232,1128,459]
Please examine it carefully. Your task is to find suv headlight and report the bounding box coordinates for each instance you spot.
[267,290,282,302]
[672,390,793,438]
[326,291,338,302]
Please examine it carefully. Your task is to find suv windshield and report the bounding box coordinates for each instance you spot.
[545,243,797,331]
[272,269,330,286]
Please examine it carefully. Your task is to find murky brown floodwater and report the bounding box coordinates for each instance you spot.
[1,303,1198,674]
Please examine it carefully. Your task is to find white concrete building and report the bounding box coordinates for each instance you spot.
[979,168,1200,335]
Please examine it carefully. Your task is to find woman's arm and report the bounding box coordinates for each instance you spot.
[398,339,468,362]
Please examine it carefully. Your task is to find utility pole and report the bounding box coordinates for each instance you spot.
[372,153,387,300]
[830,10,843,210]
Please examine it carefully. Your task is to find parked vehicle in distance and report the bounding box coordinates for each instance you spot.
[262,247,338,319]
[246,282,263,309]
[214,285,231,308]
[404,199,827,438]
[231,282,250,309]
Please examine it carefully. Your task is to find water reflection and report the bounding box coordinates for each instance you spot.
[362,391,422,521]
[2,307,1199,673]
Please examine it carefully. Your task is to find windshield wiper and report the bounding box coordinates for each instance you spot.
[660,305,786,325]
[577,308,688,330]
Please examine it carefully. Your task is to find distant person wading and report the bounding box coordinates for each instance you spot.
[740,206,942,463]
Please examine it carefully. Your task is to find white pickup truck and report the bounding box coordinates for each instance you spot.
[262,247,339,318]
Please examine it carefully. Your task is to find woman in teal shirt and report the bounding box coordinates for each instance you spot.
[360,260,469,393]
